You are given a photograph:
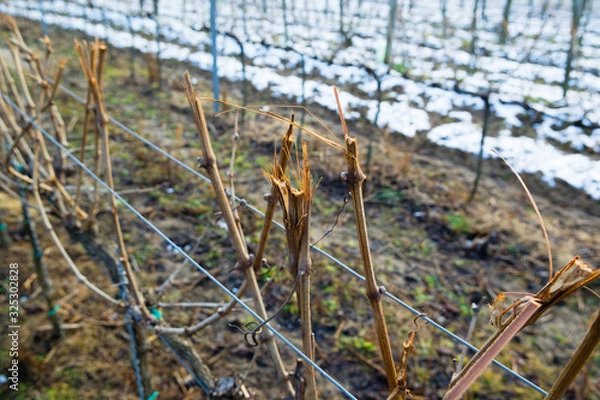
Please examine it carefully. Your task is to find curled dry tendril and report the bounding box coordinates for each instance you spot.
[229,272,302,347]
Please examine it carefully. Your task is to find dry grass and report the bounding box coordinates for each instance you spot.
[1,16,599,400]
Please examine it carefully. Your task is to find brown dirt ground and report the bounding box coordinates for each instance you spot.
[1,17,599,400]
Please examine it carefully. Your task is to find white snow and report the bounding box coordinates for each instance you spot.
[3,0,599,199]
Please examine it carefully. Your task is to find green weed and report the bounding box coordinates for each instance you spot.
[445,212,471,234]
[39,383,78,400]
[375,187,402,203]
[393,61,411,76]
[337,333,377,355]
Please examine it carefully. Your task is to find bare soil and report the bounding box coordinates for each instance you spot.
[1,18,599,400]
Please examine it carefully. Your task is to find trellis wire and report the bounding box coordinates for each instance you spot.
[55,83,546,396]
[1,92,357,399]
[4,85,547,395]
